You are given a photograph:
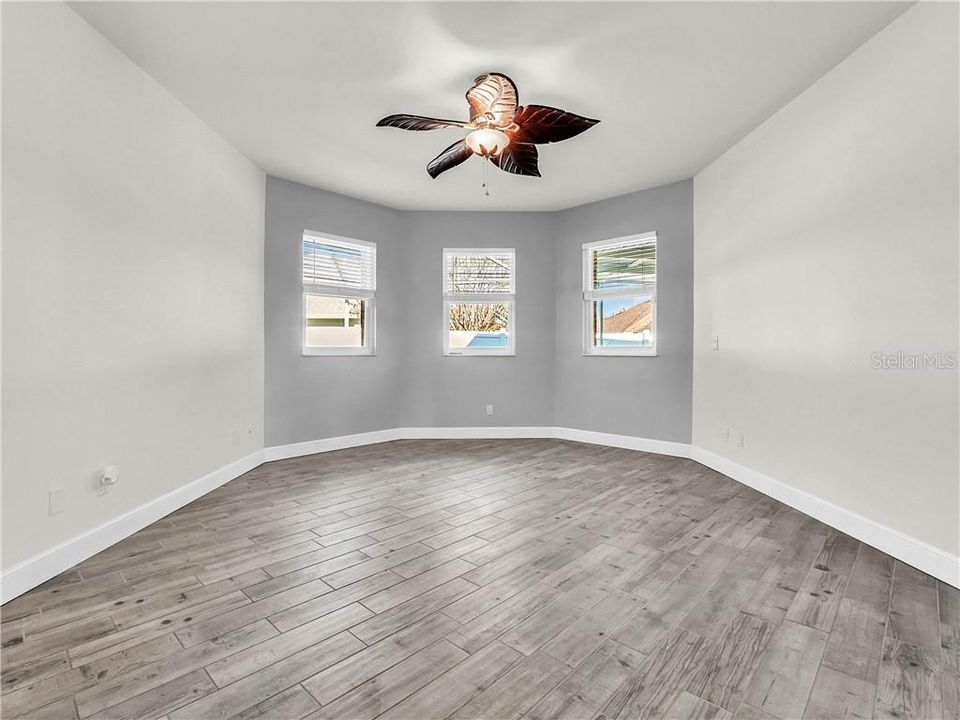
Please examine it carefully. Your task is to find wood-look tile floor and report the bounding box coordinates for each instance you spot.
[2,439,957,720]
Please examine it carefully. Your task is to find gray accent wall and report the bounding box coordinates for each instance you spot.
[265,177,694,446]
[265,177,405,445]
[554,181,695,442]
[400,212,557,428]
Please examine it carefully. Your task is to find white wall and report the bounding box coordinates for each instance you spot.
[693,3,959,557]
[2,3,265,571]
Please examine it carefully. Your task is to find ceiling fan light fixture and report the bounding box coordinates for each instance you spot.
[377,72,599,180]
[465,128,510,157]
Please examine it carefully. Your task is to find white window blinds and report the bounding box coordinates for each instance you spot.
[444,250,515,296]
[584,234,656,300]
[303,232,376,296]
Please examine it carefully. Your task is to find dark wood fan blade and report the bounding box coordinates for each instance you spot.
[427,140,473,178]
[511,105,599,144]
[377,114,468,131]
[492,142,540,177]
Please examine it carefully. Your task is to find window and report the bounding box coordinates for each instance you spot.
[302,231,376,355]
[583,233,657,356]
[443,248,515,355]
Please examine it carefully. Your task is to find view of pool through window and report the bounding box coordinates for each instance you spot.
[466,332,509,348]
[443,249,515,354]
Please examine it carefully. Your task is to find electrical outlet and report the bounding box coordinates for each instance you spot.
[98,466,119,496]
[720,426,730,443]
[486,404,494,416]
[49,487,64,516]
[712,336,720,351]
[735,432,745,448]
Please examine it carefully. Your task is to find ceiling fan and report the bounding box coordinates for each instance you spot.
[376,72,599,180]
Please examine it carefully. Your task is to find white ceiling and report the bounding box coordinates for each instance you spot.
[72,1,908,211]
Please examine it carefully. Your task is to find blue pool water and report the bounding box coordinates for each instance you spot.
[463,334,650,349]
[467,333,509,348]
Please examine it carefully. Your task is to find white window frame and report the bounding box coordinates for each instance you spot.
[302,230,376,357]
[443,248,516,357]
[582,232,657,357]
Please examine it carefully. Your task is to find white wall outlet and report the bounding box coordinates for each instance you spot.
[49,487,64,516]
[720,426,730,443]
[486,404,494,416]
[98,465,119,496]
[712,336,720,351]
[735,432,745,448]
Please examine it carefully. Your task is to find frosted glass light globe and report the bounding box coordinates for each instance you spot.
[465,128,510,157]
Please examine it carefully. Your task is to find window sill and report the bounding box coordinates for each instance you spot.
[302,348,376,357]
[582,350,658,357]
[444,351,516,357]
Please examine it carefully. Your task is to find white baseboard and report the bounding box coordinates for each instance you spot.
[263,429,403,462]
[399,426,558,440]
[688,446,960,588]
[5,427,957,602]
[552,427,693,459]
[0,450,265,604]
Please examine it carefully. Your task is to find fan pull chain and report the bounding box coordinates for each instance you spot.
[481,157,491,198]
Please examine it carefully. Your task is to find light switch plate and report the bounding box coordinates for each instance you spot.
[49,487,64,515]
